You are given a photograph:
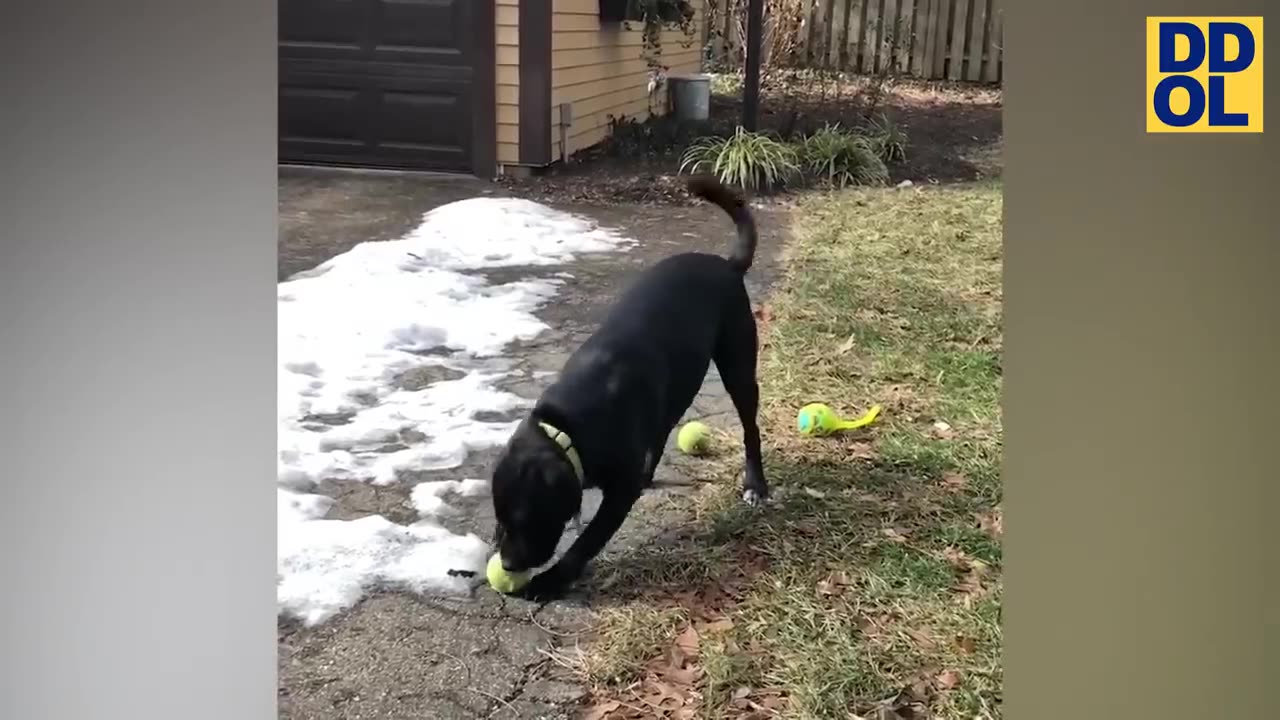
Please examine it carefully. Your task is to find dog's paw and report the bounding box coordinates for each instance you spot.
[741,487,767,507]
[517,567,574,602]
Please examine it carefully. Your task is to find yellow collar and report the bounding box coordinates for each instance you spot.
[538,421,585,484]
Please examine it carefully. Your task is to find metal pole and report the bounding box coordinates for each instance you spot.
[721,0,734,64]
[741,0,763,130]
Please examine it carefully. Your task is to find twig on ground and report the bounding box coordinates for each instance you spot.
[475,687,520,718]
[526,609,580,638]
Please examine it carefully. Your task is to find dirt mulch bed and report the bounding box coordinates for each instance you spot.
[498,74,1002,207]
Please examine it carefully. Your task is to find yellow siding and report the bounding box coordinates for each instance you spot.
[549,0,704,160]
[496,0,520,166]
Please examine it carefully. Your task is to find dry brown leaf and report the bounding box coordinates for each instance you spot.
[664,665,704,686]
[646,679,682,702]
[955,567,990,597]
[816,569,855,598]
[836,334,857,355]
[881,527,910,544]
[888,677,936,714]
[940,471,968,491]
[907,628,937,650]
[637,675,691,711]
[581,700,621,720]
[752,305,772,332]
[935,669,962,690]
[701,618,735,634]
[674,625,700,657]
[847,442,878,460]
[976,506,1003,539]
[955,636,978,655]
[942,546,969,569]
[756,692,786,710]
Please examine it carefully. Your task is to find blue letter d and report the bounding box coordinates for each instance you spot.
[1160,22,1205,73]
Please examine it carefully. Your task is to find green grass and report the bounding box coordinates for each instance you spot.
[581,183,1004,719]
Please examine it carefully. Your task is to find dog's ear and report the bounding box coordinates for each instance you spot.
[532,443,582,515]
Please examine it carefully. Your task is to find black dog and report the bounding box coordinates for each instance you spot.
[490,176,767,600]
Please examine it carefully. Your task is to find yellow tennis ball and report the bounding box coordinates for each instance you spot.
[486,553,530,594]
[677,421,713,455]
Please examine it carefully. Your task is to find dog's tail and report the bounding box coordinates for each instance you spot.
[687,175,758,274]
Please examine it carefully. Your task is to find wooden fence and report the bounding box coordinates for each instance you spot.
[710,0,1004,84]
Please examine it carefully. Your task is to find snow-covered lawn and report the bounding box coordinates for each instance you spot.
[276,198,631,626]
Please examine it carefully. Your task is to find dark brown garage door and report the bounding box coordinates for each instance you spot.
[279,0,494,174]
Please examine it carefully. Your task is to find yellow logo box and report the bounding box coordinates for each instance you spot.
[1146,17,1263,133]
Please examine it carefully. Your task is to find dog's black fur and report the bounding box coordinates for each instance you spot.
[490,176,767,600]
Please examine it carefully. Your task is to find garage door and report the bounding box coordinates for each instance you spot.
[279,0,491,173]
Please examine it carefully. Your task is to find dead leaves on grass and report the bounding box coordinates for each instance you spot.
[939,471,968,492]
[880,527,911,544]
[859,525,912,550]
[854,677,934,720]
[942,546,995,603]
[582,614,787,720]
[582,564,776,720]
[815,569,856,599]
[852,664,970,720]
[581,700,623,720]
[976,506,1003,540]
[836,333,858,356]
[581,636,703,719]
[933,669,962,690]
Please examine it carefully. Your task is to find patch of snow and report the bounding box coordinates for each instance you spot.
[277,198,630,626]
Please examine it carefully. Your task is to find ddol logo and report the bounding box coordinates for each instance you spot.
[1146,17,1264,133]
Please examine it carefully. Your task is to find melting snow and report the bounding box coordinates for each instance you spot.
[276,197,630,625]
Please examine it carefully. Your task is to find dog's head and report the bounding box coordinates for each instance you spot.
[490,421,582,573]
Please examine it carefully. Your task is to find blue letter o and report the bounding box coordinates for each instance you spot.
[1153,75,1205,127]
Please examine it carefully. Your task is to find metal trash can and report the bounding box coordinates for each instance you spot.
[668,73,712,122]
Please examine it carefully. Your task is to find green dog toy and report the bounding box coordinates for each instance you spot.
[486,553,531,594]
[797,403,882,436]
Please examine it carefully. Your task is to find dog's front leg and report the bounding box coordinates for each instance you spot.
[520,489,639,601]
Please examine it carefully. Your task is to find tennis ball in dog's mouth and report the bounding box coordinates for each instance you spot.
[486,553,531,594]
[676,421,713,455]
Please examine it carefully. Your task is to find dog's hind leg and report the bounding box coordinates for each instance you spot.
[640,443,668,487]
[713,291,768,506]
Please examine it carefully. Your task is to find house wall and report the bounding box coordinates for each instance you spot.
[496,0,522,166]
[549,0,705,161]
